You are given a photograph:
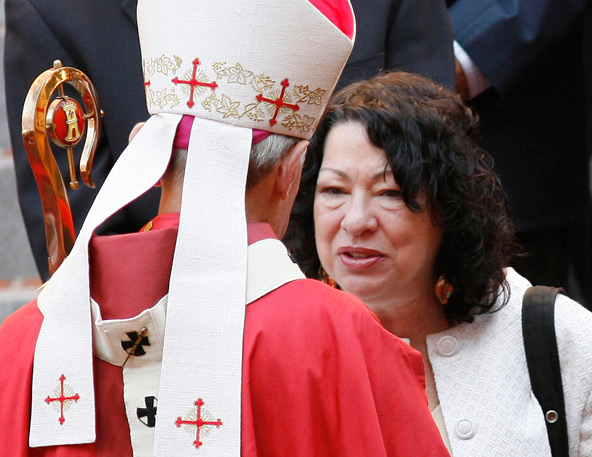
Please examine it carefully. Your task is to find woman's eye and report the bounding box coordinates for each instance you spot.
[379,189,401,198]
[319,186,345,195]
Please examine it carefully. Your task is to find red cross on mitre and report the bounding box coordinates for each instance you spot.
[175,398,222,449]
[45,374,80,425]
[256,78,300,126]
[172,58,218,108]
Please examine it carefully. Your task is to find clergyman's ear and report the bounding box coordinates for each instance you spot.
[277,139,309,200]
[128,122,146,143]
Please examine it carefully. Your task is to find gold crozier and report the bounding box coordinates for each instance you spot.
[21,60,103,275]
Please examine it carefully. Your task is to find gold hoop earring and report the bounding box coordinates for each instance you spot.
[435,275,453,305]
[318,266,338,288]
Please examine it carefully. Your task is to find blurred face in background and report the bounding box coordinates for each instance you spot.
[313,122,442,308]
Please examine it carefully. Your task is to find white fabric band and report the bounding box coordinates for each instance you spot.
[154,118,251,457]
[30,113,180,447]
[246,238,305,303]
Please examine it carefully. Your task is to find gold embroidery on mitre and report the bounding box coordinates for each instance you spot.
[202,92,265,122]
[213,61,275,93]
[152,88,181,109]
[207,61,274,121]
[282,113,316,133]
[150,54,183,77]
[143,56,182,108]
[141,55,328,133]
[293,85,326,105]
[202,94,243,119]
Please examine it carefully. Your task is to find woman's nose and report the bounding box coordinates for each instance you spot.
[340,195,378,235]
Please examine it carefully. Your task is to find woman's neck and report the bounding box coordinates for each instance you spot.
[366,292,451,348]
[366,292,451,411]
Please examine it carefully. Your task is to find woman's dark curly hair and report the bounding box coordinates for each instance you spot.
[284,71,519,323]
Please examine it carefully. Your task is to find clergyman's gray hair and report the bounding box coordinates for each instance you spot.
[168,148,188,184]
[247,134,299,188]
[166,134,299,189]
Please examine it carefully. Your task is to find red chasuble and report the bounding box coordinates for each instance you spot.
[0,214,449,456]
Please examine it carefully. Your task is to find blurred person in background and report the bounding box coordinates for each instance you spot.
[448,0,592,306]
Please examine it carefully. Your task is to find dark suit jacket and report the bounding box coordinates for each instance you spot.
[448,0,591,232]
[4,0,159,280]
[338,0,455,91]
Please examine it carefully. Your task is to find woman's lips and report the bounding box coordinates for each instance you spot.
[337,247,385,270]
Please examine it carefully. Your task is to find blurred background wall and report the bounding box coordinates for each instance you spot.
[0,2,42,323]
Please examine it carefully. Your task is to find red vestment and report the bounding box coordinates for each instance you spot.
[0,214,448,456]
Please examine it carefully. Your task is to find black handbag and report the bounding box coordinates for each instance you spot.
[522,286,569,457]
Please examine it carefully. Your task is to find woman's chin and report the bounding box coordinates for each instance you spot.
[336,275,385,303]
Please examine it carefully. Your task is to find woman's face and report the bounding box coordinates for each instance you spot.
[313,122,442,306]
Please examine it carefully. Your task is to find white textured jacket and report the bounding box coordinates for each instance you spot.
[427,268,592,456]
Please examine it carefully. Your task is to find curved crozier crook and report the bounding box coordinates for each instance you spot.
[21,60,102,275]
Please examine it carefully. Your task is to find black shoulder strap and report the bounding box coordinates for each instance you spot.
[522,285,568,457]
